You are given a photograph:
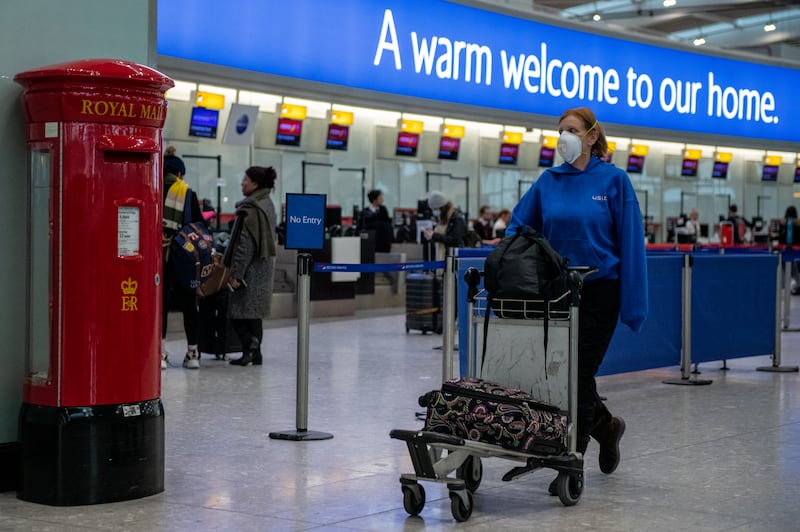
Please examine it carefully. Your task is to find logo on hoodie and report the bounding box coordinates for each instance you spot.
[592,195,608,201]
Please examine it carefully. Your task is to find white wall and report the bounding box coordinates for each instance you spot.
[0,1,153,448]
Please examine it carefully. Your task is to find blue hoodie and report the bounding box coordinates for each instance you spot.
[507,156,648,332]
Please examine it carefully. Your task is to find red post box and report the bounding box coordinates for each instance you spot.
[14,59,174,505]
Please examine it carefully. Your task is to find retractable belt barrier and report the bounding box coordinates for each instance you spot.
[314,261,444,273]
[269,256,452,444]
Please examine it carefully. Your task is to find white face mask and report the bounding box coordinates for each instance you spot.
[557,120,598,164]
[557,131,583,164]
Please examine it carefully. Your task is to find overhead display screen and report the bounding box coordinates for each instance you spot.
[158,0,799,144]
[712,161,729,178]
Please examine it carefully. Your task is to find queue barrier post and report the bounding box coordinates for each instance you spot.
[757,253,799,373]
[664,253,712,386]
[441,248,456,381]
[269,253,334,441]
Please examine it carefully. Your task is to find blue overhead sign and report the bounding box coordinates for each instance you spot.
[158,0,799,143]
[285,194,326,250]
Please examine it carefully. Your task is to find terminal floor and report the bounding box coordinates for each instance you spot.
[3,301,800,531]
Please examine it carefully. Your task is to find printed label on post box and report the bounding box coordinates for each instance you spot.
[117,206,140,256]
[122,404,141,417]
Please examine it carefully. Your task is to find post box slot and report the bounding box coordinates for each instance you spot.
[103,151,151,164]
[97,135,158,153]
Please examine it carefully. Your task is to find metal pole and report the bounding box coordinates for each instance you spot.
[568,276,580,455]
[783,257,791,330]
[757,254,798,372]
[215,156,221,232]
[664,253,712,385]
[441,248,456,381]
[681,253,692,379]
[296,253,311,431]
[269,253,334,440]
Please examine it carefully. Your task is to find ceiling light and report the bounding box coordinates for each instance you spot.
[663,0,676,7]
[693,37,706,46]
[593,13,601,21]
[764,23,776,32]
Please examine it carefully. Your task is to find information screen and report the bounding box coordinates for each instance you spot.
[396,132,419,156]
[188,107,219,138]
[276,118,303,146]
[499,143,519,165]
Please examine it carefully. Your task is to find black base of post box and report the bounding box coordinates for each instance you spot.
[17,399,164,506]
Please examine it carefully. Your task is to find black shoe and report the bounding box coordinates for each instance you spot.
[592,416,626,474]
[548,476,558,496]
[229,353,253,366]
[252,352,263,365]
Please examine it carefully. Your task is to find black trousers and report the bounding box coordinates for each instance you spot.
[161,259,199,346]
[231,318,263,354]
[576,279,621,444]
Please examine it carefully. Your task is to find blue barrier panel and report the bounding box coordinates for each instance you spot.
[457,251,685,377]
[782,248,800,263]
[456,248,492,375]
[690,253,778,364]
[600,254,684,376]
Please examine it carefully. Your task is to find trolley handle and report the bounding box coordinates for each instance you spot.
[464,267,482,303]
[567,266,598,306]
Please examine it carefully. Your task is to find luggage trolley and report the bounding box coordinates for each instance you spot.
[390,266,595,522]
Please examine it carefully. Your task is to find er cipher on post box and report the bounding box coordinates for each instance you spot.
[14,59,174,506]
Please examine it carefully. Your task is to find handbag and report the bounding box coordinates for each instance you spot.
[196,252,230,297]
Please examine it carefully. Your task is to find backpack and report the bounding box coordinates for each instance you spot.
[484,225,570,318]
[169,222,215,291]
[481,226,570,368]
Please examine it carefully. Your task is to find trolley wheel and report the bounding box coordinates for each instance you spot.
[405,327,409,334]
[449,489,473,522]
[456,455,483,492]
[556,471,582,506]
[401,483,425,516]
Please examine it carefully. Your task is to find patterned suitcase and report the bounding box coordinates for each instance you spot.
[421,377,567,455]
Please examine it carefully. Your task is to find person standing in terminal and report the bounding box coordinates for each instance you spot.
[359,188,394,253]
[226,166,278,366]
[506,107,648,494]
[725,204,752,244]
[492,208,511,238]
[423,190,467,257]
[472,205,493,240]
[161,147,205,369]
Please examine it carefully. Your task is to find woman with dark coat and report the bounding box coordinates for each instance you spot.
[225,166,278,366]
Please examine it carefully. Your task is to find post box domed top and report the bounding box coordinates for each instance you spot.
[14,58,174,92]
[14,59,174,127]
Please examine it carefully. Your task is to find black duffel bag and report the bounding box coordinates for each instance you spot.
[483,225,570,319]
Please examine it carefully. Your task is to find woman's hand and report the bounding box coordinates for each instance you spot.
[229,278,241,290]
[424,228,433,240]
